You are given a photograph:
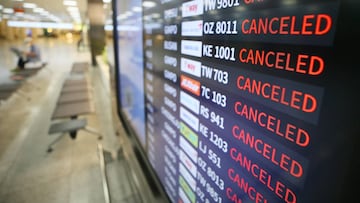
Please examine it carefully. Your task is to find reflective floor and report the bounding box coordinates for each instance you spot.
[0,36,143,203]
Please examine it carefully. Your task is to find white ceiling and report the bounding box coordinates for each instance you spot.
[0,0,110,24]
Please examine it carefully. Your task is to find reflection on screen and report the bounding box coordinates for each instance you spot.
[116,0,146,146]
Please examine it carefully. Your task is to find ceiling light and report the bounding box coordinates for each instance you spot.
[23,3,37,8]
[143,1,156,8]
[63,0,77,6]
[133,7,142,12]
[33,7,44,13]
[3,8,14,14]
[40,11,50,16]
[67,6,79,12]
[125,11,133,17]
[8,21,74,29]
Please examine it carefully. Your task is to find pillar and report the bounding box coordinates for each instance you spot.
[87,0,106,66]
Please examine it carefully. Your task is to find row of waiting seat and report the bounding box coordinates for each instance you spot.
[0,67,45,104]
[47,62,102,153]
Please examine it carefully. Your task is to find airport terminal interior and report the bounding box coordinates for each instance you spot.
[0,35,148,203]
[1,0,359,203]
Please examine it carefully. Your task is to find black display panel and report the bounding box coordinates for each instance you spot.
[114,0,359,202]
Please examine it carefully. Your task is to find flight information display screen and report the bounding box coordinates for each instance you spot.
[114,0,359,202]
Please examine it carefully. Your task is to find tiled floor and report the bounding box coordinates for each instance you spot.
[0,37,145,203]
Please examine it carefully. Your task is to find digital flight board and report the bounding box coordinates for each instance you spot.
[114,0,359,202]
